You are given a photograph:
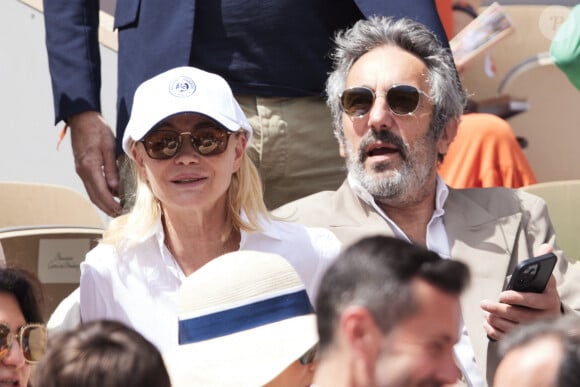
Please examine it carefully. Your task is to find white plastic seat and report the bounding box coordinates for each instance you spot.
[0,181,104,320]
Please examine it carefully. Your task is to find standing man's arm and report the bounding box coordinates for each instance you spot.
[43,0,121,217]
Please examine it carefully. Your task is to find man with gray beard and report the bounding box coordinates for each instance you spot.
[275,16,580,386]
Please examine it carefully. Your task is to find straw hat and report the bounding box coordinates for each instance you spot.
[164,250,317,387]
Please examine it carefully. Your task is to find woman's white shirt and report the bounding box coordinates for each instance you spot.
[79,216,340,353]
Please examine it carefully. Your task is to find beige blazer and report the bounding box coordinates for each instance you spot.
[277,179,580,384]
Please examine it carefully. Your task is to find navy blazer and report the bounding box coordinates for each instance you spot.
[43,0,449,156]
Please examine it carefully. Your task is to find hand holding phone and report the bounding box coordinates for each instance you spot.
[486,252,559,341]
[504,253,557,293]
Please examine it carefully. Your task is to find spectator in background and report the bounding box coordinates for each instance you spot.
[0,268,47,387]
[164,250,318,387]
[43,0,450,215]
[438,112,537,188]
[313,236,470,387]
[33,320,171,387]
[435,0,537,189]
[78,66,339,353]
[276,16,580,385]
[494,315,580,387]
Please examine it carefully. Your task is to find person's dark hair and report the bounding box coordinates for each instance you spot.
[315,235,470,352]
[0,267,44,323]
[559,328,580,387]
[498,315,580,387]
[325,16,468,161]
[32,320,171,387]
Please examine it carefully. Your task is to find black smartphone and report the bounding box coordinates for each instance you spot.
[504,253,557,293]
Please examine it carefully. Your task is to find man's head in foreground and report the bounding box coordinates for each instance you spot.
[494,315,580,387]
[314,235,470,387]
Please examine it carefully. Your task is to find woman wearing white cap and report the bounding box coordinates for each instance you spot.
[78,66,341,353]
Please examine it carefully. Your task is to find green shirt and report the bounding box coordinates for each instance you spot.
[550,5,580,90]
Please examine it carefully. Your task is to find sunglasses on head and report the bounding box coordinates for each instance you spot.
[140,124,234,160]
[0,322,47,364]
[299,344,318,365]
[340,84,430,118]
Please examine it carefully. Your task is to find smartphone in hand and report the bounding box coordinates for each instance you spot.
[488,253,558,341]
[504,253,557,293]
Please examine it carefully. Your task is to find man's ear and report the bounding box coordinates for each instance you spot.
[339,306,383,384]
[339,141,346,158]
[437,117,459,156]
[340,306,382,360]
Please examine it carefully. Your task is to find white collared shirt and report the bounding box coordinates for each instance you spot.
[349,173,486,387]
[79,216,341,353]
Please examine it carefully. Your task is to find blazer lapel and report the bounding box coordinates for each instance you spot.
[444,188,522,377]
[328,181,396,245]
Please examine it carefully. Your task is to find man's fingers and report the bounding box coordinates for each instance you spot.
[102,151,120,197]
[68,111,121,217]
[78,159,121,217]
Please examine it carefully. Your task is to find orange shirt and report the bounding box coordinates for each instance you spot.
[438,113,537,188]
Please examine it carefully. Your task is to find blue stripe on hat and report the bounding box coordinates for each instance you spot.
[178,290,313,345]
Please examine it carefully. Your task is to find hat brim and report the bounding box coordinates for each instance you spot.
[164,314,317,387]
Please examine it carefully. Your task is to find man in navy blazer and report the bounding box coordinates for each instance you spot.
[43,0,449,216]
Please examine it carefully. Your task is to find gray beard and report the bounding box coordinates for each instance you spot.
[344,129,436,206]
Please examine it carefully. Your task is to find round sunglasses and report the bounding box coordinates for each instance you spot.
[340,84,430,118]
[0,322,48,364]
[140,125,234,160]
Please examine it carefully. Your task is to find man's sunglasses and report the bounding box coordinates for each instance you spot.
[299,344,318,365]
[0,322,48,364]
[140,125,234,160]
[340,84,430,118]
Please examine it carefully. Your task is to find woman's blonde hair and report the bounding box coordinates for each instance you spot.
[103,136,269,249]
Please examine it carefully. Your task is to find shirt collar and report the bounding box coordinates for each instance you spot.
[348,172,449,212]
[150,211,284,276]
[434,174,449,215]
[347,172,449,234]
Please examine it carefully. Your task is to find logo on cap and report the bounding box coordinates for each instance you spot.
[169,76,196,98]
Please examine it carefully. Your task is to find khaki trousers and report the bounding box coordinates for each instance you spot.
[236,95,346,209]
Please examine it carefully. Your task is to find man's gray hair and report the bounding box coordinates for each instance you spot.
[326,16,467,143]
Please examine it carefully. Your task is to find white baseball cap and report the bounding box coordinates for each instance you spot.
[122,66,252,157]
